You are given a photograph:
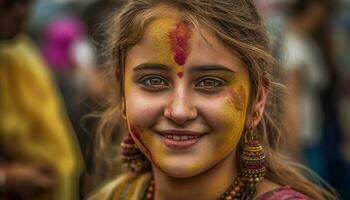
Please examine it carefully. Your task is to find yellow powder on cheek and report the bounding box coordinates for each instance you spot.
[140,129,168,162]
[215,82,250,157]
[218,104,245,149]
[229,72,250,111]
[186,81,250,171]
[186,104,246,172]
[228,86,246,111]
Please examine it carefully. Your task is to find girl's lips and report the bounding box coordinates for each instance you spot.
[156,130,206,150]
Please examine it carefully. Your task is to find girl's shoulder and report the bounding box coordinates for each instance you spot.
[86,172,152,200]
[255,186,313,200]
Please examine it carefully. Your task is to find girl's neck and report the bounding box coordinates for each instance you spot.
[151,153,238,200]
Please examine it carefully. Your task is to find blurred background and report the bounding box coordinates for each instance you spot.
[0,0,349,199]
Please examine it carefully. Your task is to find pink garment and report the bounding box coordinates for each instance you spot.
[42,16,85,72]
[256,187,313,200]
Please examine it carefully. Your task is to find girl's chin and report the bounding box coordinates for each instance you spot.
[155,164,205,178]
[151,156,212,178]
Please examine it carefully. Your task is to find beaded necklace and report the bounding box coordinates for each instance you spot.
[144,175,249,200]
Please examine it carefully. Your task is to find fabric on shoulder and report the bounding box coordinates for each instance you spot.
[86,172,152,200]
[255,186,313,200]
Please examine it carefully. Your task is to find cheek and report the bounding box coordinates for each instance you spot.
[201,87,247,130]
[201,86,248,150]
[124,80,165,130]
[126,101,157,130]
[124,91,167,159]
[127,123,153,160]
[216,102,246,147]
[220,85,248,132]
[127,119,165,163]
[229,86,246,111]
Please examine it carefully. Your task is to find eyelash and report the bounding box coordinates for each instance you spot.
[195,77,227,91]
[138,75,227,92]
[138,75,169,90]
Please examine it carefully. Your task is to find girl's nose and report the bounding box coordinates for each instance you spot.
[164,88,197,125]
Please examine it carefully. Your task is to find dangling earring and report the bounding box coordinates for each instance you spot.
[121,134,147,172]
[240,124,266,186]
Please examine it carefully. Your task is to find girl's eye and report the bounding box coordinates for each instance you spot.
[195,77,226,91]
[139,75,169,90]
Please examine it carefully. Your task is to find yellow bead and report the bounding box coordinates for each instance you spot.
[146,192,153,199]
[230,191,237,196]
[239,181,244,187]
[234,186,240,192]
[225,196,233,200]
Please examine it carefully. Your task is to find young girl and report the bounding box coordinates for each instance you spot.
[88,0,338,199]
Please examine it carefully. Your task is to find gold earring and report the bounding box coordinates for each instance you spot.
[121,134,147,172]
[240,124,266,185]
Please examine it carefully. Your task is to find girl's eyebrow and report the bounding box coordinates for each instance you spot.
[133,63,236,74]
[133,63,171,72]
[189,64,236,74]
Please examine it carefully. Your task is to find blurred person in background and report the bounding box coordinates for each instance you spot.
[76,0,118,197]
[0,0,82,199]
[32,1,118,197]
[312,10,350,199]
[281,0,333,181]
[40,7,108,199]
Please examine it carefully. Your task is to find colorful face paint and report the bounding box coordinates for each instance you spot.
[147,18,192,77]
[184,79,250,173]
[124,15,251,178]
[228,85,246,111]
[129,124,152,159]
[169,22,192,66]
[177,71,183,78]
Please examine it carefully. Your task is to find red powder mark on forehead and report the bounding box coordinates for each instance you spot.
[169,22,192,65]
[177,72,183,78]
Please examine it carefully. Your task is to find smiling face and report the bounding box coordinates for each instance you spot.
[124,16,251,178]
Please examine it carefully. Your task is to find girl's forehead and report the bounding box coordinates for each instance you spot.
[143,17,189,44]
[140,16,223,54]
[127,15,246,74]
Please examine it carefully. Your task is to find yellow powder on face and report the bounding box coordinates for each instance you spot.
[186,83,249,172]
[215,74,250,159]
[146,18,192,74]
[218,103,245,148]
[228,86,246,111]
[140,129,168,163]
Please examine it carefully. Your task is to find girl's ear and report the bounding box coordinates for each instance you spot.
[248,78,270,128]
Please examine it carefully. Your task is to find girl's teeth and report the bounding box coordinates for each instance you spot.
[164,135,199,141]
[181,135,188,140]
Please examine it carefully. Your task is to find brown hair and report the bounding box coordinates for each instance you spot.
[94,0,338,199]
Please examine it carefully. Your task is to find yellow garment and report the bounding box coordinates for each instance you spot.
[87,172,151,200]
[0,35,82,200]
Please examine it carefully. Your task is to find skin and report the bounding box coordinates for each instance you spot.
[124,11,271,200]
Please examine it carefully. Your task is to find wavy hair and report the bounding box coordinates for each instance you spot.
[94,1,338,199]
